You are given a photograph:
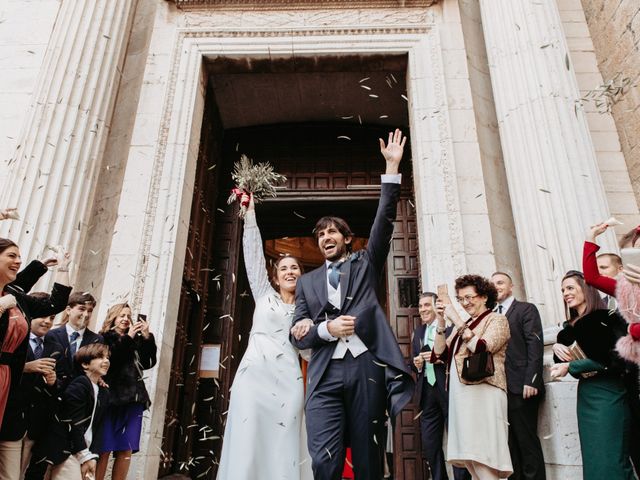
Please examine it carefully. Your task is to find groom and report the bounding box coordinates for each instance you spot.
[290,129,414,479]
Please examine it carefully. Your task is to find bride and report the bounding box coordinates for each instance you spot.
[217,194,313,480]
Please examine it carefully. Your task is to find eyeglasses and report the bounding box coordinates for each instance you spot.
[455,294,479,304]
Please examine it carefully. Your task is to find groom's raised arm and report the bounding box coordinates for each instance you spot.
[367,129,405,274]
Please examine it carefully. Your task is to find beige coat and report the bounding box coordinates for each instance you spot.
[447,311,511,392]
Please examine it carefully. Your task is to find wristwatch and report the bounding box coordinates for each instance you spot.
[436,326,447,335]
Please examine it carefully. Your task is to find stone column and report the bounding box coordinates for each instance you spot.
[0,0,137,267]
[478,0,615,324]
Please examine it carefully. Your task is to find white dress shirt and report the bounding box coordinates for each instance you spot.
[29,333,44,353]
[496,295,515,315]
[66,323,86,349]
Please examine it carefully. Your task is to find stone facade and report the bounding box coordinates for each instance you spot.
[581,0,640,207]
[0,0,638,478]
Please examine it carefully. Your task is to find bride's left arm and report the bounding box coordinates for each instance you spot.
[243,203,275,300]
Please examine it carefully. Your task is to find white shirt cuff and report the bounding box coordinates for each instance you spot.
[381,174,402,184]
[317,320,338,341]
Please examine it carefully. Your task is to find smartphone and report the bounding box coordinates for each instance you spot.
[137,314,147,323]
[621,248,640,269]
[437,284,451,304]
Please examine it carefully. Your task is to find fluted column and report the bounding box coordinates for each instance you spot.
[478,0,615,325]
[0,0,136,266]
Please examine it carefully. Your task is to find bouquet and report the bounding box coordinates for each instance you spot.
[227,155,287,217]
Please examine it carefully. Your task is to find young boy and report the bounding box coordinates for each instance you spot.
[36,344,110,480]
[22,296,63,480]
[46,292,103,390]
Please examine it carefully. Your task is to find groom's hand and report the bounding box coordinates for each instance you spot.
[327,315,356,337]
[379,128,406,175]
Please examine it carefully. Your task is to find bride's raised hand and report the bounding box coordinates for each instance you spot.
[242,192,255,212]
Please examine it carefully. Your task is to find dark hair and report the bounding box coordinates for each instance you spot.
[454,274,498,310]
[313,216,354,252]
[419,291,438,302]
[0,238,18,255]
[619,226,640,249]
[596,253,622,268]
[491,271,513,282]
[561,270,605,321]
[68,292,97,308]
[75,343,109,370]
[60,292,97,325]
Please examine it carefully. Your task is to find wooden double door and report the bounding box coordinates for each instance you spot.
[159,120,427,478]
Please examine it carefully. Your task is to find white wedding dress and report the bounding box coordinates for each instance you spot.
[216,210,313,480]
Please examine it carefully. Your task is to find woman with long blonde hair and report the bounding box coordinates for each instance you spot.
[94,303,157,480]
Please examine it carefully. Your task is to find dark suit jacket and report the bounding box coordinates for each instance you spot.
[504,299,545,395]
[290,182,413,418]
[46,326,104,391]
[0,336,64,441]
[33,374,109,466]
[411,323,449,408]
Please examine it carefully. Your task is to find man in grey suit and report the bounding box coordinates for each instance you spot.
[491,272,545,480]
[290,129,414,480]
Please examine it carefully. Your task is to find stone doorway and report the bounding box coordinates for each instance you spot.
[159,53,425,478]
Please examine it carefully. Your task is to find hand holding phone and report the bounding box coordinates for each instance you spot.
[135,314,150,338]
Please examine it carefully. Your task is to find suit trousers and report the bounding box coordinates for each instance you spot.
[305,350,386,480]
[507,393,546,480]
[24,435,48,480]
[0,436,23,480]
[420,381,448,480]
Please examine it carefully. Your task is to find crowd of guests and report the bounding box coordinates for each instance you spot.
[0,203,637,480]
[0,225,158,480]
[411,222,640,480]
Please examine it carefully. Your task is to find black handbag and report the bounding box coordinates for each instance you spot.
[461,350,494,381]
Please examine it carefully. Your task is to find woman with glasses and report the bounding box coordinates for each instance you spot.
[430,275,512,479]
[550,270,635,480]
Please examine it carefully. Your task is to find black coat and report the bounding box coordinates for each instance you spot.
[33,374,109,466]
[45,325,104,391]
[0,336,64,441]
[290,182,413,418]
[554,309,629,378]
[504,299,545,395]
[102,331,157,407]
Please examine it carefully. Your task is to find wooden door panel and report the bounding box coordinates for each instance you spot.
[163,123,418,478]
[388,197,425,479]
